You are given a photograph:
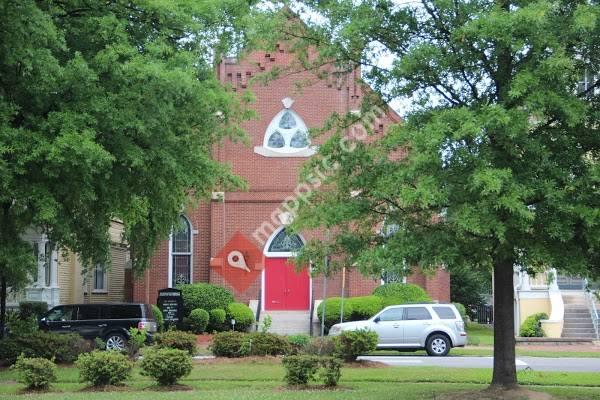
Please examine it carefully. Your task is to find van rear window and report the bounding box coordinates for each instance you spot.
[433,306,457,319]
[104,305,142,319]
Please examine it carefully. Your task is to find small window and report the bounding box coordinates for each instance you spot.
[93,264,107,292]
[405,307,432,321]
[77,305,101,320]
[47,306,74,322]
[433,306,457,320]
[378,308,404,321]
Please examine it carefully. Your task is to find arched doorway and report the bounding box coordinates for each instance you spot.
[262,227,310,310]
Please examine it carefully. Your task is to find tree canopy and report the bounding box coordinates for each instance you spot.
[0,0,256,331]
[278,0,600,389]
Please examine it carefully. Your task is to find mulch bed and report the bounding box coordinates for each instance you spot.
[79,384,131,392]
[145,384,193,391]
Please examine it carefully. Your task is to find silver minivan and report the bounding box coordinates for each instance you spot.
[328,303,467,356]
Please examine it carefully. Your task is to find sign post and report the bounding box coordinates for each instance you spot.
[157,288,183,329]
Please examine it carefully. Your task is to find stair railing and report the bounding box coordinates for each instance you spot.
[583,280,599,340]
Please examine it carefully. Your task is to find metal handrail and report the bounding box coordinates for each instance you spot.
[584,281,599,340]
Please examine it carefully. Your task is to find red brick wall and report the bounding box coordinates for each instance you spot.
[132,45,451,306]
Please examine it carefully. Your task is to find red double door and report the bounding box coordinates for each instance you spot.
[265,258,310,310]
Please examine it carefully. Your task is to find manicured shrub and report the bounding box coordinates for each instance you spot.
[287,334,311,354]
[11,355,57,390]
[208,308,227,332]
[303,337,336,356]
[520,313,549,337]
[282,355,320,385]
[211,332,291,357]
[282,356,342,386]
[0,332,91,365]
[189,308,210,334]
[6,316,39,336]
[226,302,255,331]
[152,305,164,332]
[348,296,384,320]
[179,283,234,315]
[211,331,248,357]
[317,298,354,330]
[19,301,48,320]
[76,350,133,387]
[372,283,431,306]
[140,347,193,386]
[249,333,291,356]
[333,329,378,362]
[319,357,342,386]
[155,330,197,355]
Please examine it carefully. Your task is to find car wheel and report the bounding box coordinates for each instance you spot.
[105,333,127,352]
[426,334,450,356]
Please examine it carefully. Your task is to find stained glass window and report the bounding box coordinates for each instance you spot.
[279,111,296,129]
[267,131,285,148]
[268,229,304,253]
[171,215,192,286]
[263,99,310,153]
[290,130,309,148]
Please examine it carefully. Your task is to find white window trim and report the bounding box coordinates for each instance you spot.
[168,215,194,288]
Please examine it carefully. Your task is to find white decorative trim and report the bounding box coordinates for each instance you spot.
[517,291,550,299]
[254,146,316,158]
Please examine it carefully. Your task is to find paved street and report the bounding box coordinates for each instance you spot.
[358,355,600,372]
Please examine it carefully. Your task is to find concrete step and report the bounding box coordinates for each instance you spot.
[259,311,311,335]
[563,322,595,328]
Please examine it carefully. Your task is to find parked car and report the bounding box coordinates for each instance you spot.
[328,303,467,356]
[39,303,158,351]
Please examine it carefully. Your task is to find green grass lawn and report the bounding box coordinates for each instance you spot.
[0,359,599,399]
[466,322,494,346]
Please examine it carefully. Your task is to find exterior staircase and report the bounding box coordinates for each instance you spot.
[258,310,311,335]
[561,292,597,339]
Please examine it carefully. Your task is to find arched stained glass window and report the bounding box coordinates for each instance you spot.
[171,215,192,286]
[268,229,304,253]
[263,98,310,153]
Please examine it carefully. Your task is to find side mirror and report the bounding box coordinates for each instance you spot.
[40,317,48,326]
[373,316,380,323]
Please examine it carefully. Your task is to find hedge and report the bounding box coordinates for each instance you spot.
[226,303,255,331]
[208,309,227,332]
[317,298,353,330]
[189,308,210,334]
[19,301,48,319]
[0,332,92,365]
[348,296,384,320]
[520,313,548,337]
[178,283,234,316]
[372,283,431,306]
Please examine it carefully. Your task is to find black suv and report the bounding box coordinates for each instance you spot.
[39,303,157,351]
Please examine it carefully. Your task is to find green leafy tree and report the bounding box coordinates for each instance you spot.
[279,0,600,390]
[0,0,257,336]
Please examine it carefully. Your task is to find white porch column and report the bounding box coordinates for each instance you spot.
[521,271,531,291]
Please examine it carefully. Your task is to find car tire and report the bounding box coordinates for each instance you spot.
[426,334,450,356]
[105,333,127,352]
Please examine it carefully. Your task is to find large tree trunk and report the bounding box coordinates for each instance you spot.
[490,258,518,389]
[0,275,6,339]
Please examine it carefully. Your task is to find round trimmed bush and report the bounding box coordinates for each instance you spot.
[226,303,255,331]
[140,347,193,386]
[249,333,292,356]
[333,329,378,362]
[75,350,133,387]
[317,298,353,330]
[11,355,57,390]
[179,283,234,315]
[372,283,431,306]
[211,331,248,357]
[155,330,197,355]
[520,313,548,337]
[209,308,227,332]
[189,308,209,334]
[348,296,384,320]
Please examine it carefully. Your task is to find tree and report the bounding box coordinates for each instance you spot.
[0,0,256,336]
[278,0,600,391]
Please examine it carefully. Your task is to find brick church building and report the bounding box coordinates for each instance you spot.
[132,45,450,314]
